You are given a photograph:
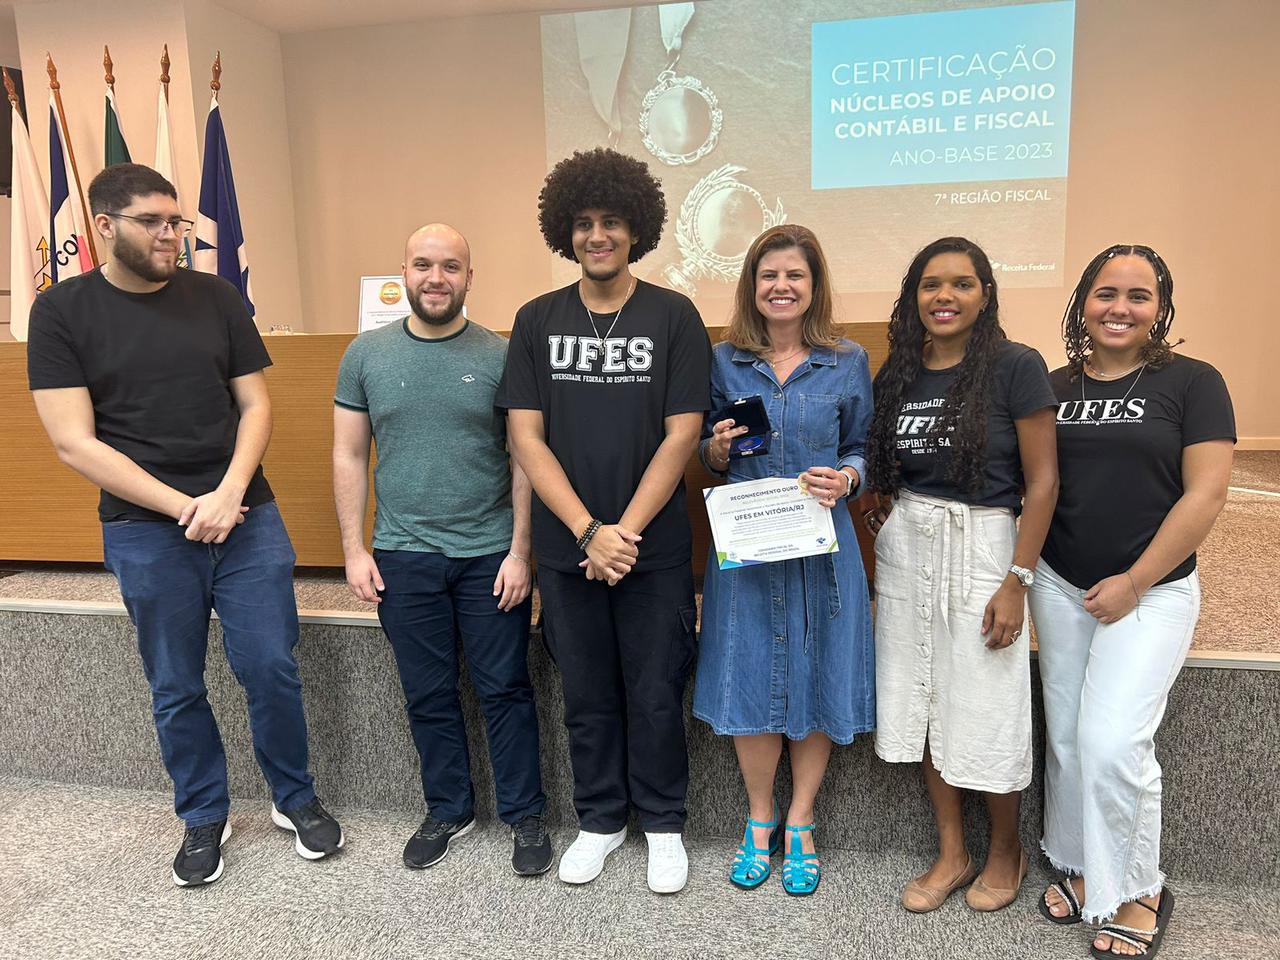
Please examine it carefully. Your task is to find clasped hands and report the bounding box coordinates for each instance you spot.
[178,485,248,543]
[580,524,642,586]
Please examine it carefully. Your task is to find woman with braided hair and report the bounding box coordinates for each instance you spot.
[1032,245,1235,958]
[864,236,1059,914]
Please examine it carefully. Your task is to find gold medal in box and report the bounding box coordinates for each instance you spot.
[638,2,722,166]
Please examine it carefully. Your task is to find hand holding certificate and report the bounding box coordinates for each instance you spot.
[704,476,839,569]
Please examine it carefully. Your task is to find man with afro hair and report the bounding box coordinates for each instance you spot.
[497,148,712,894]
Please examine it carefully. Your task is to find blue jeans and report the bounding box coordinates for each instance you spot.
[102,501,314,827]
[375,548,544,825]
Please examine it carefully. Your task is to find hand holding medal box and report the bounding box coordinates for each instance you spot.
[704,476,839,570]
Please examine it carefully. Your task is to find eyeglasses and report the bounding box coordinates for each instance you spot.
[106,212,195,239]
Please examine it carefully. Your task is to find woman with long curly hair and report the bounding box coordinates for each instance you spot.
[1032,246,1234,958]
[864,236,1058,913]
[695,224,873,896]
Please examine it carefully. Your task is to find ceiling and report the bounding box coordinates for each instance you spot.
[210,1,636,35]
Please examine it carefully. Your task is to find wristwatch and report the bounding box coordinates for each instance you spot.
[1009,564,1035,588]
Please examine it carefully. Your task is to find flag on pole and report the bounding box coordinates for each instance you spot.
[46,55,96,282]
[154,64,191,267]
[104,88,131,165]
[6,69,51,341]
[48,94,94,283]
[194,91,254,317]
[103,46,130,166]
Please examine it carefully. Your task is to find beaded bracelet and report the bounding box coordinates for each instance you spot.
[576,519,602,552]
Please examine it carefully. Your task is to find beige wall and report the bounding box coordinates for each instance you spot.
[281,11,552,336]
[281,0,1278,443]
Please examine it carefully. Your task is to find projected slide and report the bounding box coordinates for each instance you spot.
[541,0,1075,296]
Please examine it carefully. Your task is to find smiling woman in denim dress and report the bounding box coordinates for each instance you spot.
[694,225,874,896]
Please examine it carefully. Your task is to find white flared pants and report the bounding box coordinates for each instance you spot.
[1028,559,1199,923]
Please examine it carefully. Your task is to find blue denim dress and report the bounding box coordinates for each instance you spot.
[693,340,876,743]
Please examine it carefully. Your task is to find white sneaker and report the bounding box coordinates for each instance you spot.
[558,827,627,884]
[645,832,688,893]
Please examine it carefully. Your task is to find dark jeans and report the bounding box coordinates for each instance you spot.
[102,501,314,828]
[537,563,696,834]
[375,548,544,825]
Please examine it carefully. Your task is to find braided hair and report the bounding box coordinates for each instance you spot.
[1061,244,1179,381]
[866,237,1007,498]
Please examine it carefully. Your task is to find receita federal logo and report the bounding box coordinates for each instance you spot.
[990,260,1057,273]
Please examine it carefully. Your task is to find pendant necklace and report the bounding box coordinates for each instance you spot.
[1081,359,1147,419]
[768,345,806,367]
[580,279,636,340]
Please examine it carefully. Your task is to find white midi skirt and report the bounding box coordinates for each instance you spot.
[873,489,1032,793]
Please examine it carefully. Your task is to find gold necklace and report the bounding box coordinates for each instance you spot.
[1085,356,1145,380]
[768,345,807,367]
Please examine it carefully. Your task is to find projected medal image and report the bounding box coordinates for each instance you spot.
[638,2,722,165]
[664,165,785,298]
[541,0,1076,294]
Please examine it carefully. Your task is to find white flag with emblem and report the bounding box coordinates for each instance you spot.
[9,92,51,340]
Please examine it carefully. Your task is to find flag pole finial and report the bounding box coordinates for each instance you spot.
[3,66,19,109]
[46,53,60,91]
[211,51,221,93]
[104,46,116,90]
[160,44,171,86]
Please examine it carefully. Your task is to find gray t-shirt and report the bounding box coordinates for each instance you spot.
[335,318,513,556]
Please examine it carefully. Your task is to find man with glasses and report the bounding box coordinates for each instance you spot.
[26,163,342,887]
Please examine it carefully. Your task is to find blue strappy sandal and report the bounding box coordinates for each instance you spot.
[781,823,821,896]
[729,806,782,890]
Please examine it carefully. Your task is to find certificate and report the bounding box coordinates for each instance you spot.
[703,476,839,569]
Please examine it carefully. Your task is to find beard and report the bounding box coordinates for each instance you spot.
[580,260,624,284]
[112,235,178,283]
[408,286,466,326]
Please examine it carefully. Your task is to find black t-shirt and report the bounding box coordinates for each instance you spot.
[895,340,1056,512]
[495,279,712,573]
[26,268,275,522]
[1041,355,1235,589]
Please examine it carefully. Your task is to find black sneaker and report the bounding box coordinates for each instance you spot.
[511,813,554,876]
[403,813,475,869]
[270,797,344,860]
[172,819,230,887]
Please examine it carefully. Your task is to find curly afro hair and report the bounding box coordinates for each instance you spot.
[538,148,667,263]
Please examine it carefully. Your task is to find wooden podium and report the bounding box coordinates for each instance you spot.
[0,324,888,573]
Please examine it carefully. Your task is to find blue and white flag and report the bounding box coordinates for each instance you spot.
[194,94,254,317]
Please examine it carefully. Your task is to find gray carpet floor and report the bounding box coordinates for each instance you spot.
[1,777,1276,960]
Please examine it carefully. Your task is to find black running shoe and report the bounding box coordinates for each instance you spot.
[271,797,344,859]
[511,812,554,876]
[172,819,230,887]
[403,813,475,869]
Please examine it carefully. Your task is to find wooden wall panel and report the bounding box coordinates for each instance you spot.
[1,322,889,574]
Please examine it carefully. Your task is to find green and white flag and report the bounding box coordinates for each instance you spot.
[104,86,131,165]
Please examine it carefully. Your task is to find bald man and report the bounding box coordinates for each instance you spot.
[333,224,551,874]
